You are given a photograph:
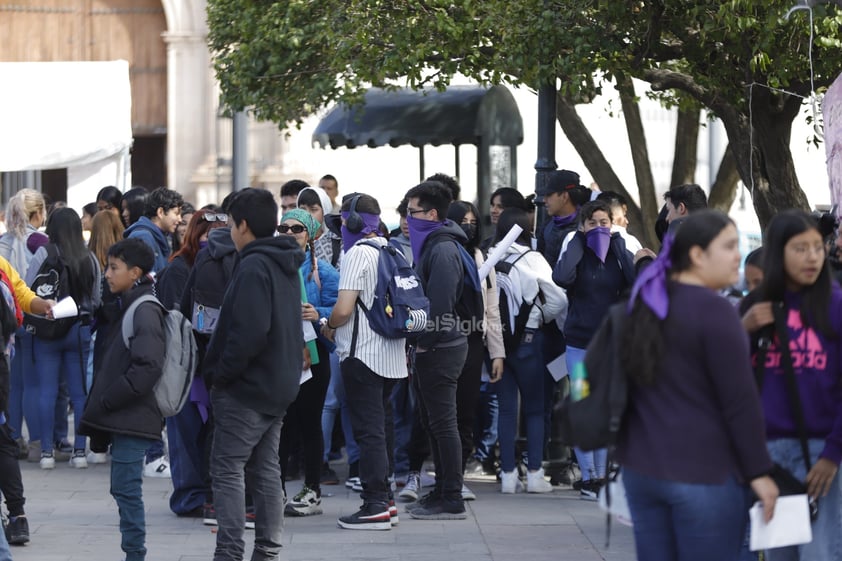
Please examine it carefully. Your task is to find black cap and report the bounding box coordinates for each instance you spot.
[535,170,581,203]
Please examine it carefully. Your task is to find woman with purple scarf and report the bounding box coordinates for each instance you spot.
[553,199,635,497]
[617,210,777,561]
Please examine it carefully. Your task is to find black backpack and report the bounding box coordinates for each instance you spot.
[24,244,79,340]
[495,250,539,353]
[189,250,237,337]
[558,302,628,451]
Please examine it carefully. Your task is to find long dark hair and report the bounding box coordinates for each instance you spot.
[45,208,95,302]
[122,187,149,227]
[622,210,734,385]
[760,210,834,338]
[171,209,225,267]
[494,208,532,246]
[447,200,482,251]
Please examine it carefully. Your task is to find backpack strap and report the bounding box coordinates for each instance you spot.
[121,294,165,348]
[349,240,381,358]
[331,236,342,268]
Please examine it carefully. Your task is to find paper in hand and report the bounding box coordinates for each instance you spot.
[749,494,813,551]
[51,296,78,320]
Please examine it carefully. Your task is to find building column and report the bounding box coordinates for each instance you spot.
[163,31,210,197]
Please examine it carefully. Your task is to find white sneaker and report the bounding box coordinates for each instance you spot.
[39,453,55,470]
[143,456,171,478]
[500,470,523,494]
[86,451,108,464]
[69,452,88,469]
[399,471,421,501]
[461,484,477,501]
[284,486,322,516]
[526,468,554,494]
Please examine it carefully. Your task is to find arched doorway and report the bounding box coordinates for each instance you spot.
[0,0,167,199]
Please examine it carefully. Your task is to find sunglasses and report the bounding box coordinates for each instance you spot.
[277,224,306,234]
[202,213,228,222]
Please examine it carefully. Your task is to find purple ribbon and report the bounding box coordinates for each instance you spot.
[628,233,675,320]
[406,215,446,265]
[189,377,211,423]
[340,211,382,252]
[585,227,611,263]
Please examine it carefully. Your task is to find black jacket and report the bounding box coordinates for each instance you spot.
[156,254,190,311]
[79,279,166,441]
[414,221,468,350]
[553,231,636,348]
[539,218,579,266]
[203,236,304,417]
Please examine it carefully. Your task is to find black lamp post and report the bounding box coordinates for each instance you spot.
[534,82,558,235]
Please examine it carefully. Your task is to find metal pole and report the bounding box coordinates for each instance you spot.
[419,145,426,183]
[454,144,461,185]
[232,111,248,192]
[534,82,558,235]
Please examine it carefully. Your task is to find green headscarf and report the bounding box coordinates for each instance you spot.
[281,208,320,239]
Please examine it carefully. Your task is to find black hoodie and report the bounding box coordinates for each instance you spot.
[414,221,469,349]
[203,235,305,417]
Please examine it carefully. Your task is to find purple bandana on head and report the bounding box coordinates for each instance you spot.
[585,227,612,263]
[553,210,578,228]
[406,215,446,265]
[628,233,675,320]
[341,211,382,252]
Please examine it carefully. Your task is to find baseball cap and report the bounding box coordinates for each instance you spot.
[535,170,582,203]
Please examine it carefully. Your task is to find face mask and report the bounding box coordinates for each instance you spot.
[585,226,612,263]
[460,223,478,245]
[406,215,445,265]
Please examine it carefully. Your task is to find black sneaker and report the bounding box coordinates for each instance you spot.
[7,514,30,545]
[408,497,467,520]
[202,503,217,526]
[337,503,391,531]
[405,490,440,513]
[320,462,340,486]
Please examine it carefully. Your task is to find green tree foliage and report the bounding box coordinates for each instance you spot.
[208,0,842,227]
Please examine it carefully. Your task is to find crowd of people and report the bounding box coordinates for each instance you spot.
[0,170,839,561]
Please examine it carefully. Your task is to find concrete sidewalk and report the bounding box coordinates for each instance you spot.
[9,460,636,561]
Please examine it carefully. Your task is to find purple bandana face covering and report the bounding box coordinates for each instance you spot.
[585,227,611,263]
[406,215,446,265]
[340,211,382,252]
[628,232,675,320]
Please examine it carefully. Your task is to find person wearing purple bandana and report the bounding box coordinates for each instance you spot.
[616,210,777,561]
[553,199,635,498]
[402,181,470,520]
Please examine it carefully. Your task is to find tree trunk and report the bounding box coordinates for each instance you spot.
[707,143,740,212]
[555,93,651,247]
[718,88,810,227]
[671,106,700,188]
[618,77,660,249]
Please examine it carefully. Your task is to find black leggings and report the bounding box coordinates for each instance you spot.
[278,341,331,491]
[0,422,25,516]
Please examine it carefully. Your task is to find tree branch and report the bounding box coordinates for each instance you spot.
[641,68,729,118]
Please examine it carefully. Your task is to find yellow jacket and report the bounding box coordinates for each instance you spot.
[0,255,36,313]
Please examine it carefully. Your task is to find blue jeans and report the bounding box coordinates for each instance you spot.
[495,330,546,472]
[211,390,285,561]
[0,515,11,561]
[167,401,210,514]
[33,324,90,452]
[321,351,359,464]
[111,433,155,561]
[8,328,37,442]
[566,346,607,480]
[623,466,751,561]
[473,378,498,462]
[765,438,842,561]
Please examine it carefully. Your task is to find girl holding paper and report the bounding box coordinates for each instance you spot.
[742,210,842,561]
[276,208,339,517]
[618,210,777,561]
[26,208,101,469]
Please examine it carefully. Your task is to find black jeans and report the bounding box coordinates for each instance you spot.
[412,343,468,501]
[279,342,331,492]
[0,422,24,516]
[341,358,395,509]
[456,333,484,471]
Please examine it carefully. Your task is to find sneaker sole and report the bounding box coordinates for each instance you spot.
[462,493,477,501]
[408,511,468,520]
[284,506,323,517]
[398,490,418,502]
[336,519,391,531]
[202,519,218,526]
[9,536,30,545]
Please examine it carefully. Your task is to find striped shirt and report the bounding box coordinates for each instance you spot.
[334,237,408,379]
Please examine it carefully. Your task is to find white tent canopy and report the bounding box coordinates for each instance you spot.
[0,60,133,209]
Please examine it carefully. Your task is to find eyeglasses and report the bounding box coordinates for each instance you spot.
[277,224,306,234]
[202,213,228,223]
[408,207,430,216]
